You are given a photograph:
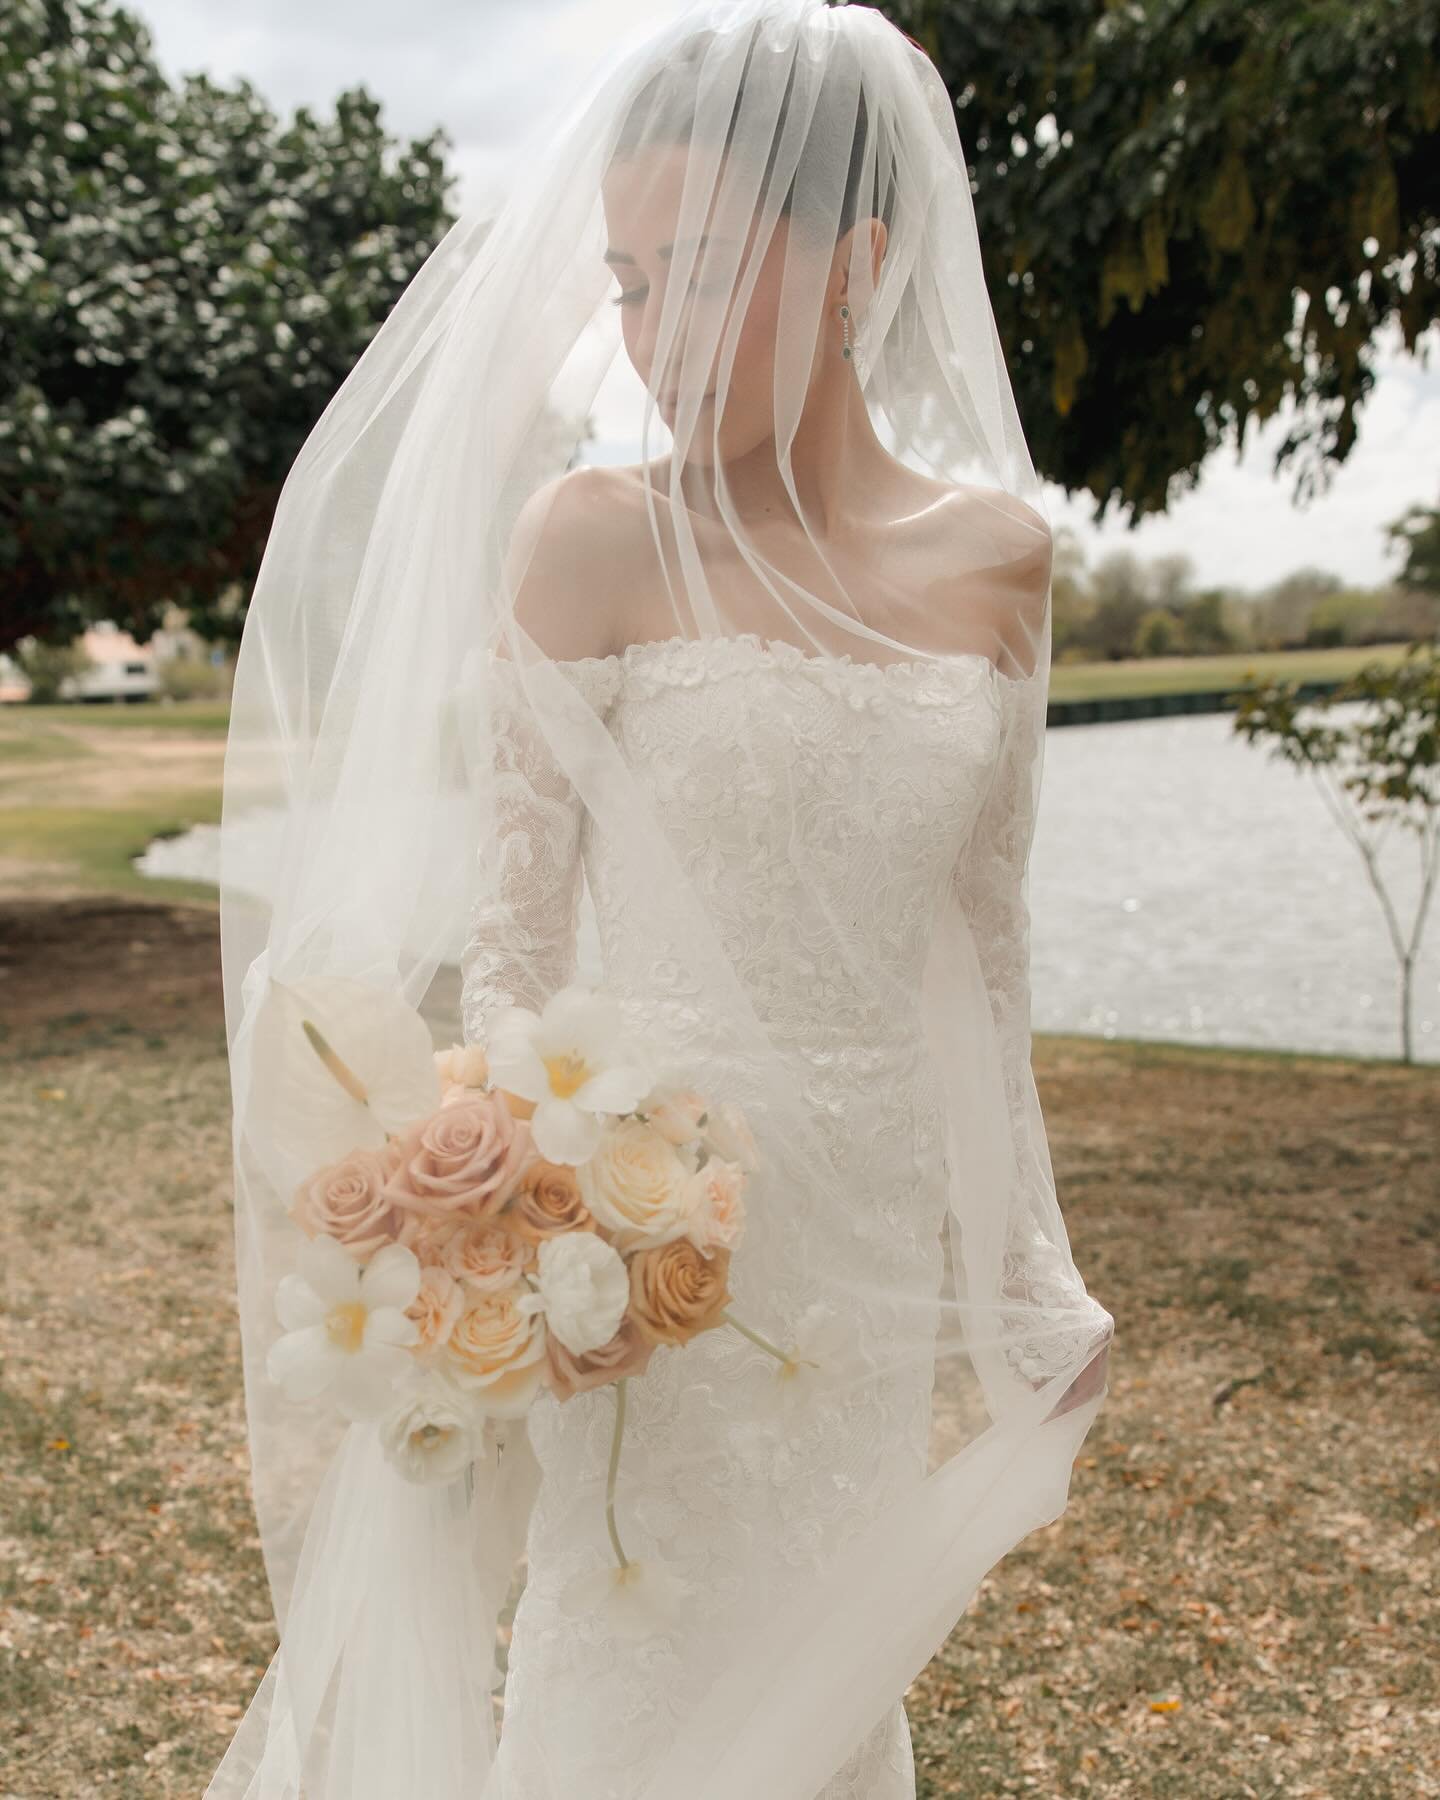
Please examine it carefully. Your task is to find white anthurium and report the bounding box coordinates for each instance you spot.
[378,1365,487,1485]
[484,984,652,1165]
[518,1231,631,1357]
[755,1299,853,1422]
[267,1235,422,1421]
[247,974,441,1183]
[558,1556,694,1641]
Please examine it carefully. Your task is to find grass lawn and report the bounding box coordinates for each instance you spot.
[0,898,1435,1798]
[0,700,224,904]
[1048,642,1415,701]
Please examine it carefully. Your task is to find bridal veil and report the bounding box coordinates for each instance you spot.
[209,2,1115,1793]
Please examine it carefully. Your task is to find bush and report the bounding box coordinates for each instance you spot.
[17,639,90,704]
[157,657,227,702]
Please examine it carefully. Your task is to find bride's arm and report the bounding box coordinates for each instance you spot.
[951,666,1115,1421]
[459,473,622,1050]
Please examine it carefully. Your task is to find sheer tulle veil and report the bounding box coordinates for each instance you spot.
[207,1,1115,1794]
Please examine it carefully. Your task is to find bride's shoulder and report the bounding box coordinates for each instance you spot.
[503,466,640,661]
[916,478,1053,680]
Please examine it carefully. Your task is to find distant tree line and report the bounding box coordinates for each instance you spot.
[1050,499,1440,665]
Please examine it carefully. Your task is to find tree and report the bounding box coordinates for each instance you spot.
[0,0,457,652]
[1086,547,1149,659]
[887,0,1439,521]
[1386,496,1440,592]
[1231,640,1440,1063]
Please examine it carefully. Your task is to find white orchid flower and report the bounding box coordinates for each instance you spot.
[484,984,651,1164]
[267,1235,422,1420]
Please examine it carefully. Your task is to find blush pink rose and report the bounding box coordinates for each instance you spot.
[545,1312,657,1403]
[290,1145,405,1260]
[383,1092,535,1225]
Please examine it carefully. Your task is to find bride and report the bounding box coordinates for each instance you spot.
[209,4,1114,1797]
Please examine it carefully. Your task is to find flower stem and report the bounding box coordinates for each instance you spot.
[605,1377,630,1569]
[721,1308,795,1365]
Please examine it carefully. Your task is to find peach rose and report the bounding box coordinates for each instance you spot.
[576,1118,694,1253]
[382,1092,534,1225]
[701,1101,760,1174]
[509,1159,596,1244]
[291,1145,405,1260]
[629,1239,733,1348]
[442,1217,535,1296]
[684,1157,747,1254]
[443,1284,549,1416]
[433,1043,491,1091]
[545,1312,657,1402]
[644,1086,707,1147]
[404,1265,466,1351]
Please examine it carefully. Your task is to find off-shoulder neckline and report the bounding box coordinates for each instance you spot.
[551,629,1008,684]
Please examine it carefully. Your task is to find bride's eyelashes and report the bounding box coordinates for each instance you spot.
[609,279,719,307]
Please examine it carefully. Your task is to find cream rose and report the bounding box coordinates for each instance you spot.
[576,1118,694,1253]
[383,1092,534,1225]
[629,1239,733,1348]
[290,1145,405,1260]
[443,1284,549,1417]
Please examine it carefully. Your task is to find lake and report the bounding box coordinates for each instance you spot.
[137,703,1438,1065]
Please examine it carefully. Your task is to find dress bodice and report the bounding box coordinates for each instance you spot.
[562,630,1005,1058]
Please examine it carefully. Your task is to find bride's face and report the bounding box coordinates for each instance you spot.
[601,144,823,466]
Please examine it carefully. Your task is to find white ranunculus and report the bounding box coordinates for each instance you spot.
[267,1235,422,1421]
[521,1230,631,1356]
[378,1369,484,1484]
[484,984,652,1165]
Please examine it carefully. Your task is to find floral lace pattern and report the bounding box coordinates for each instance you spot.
[461,631,1110,1797]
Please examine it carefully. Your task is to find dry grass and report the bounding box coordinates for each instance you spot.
[0,901,1434,1799]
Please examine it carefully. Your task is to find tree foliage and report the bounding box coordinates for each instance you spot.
[0,0,457,651]
[887,0,1440,521]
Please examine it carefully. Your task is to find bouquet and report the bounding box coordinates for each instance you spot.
[253,976,811,1628]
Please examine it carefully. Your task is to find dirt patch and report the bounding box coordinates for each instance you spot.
[0,897,225,1054]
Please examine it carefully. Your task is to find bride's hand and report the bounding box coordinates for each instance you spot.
[1044,1338,1111,1420]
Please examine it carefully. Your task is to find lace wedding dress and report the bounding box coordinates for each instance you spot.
[460,630,1101,1800]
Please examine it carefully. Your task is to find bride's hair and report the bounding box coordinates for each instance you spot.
[608,13,897,249]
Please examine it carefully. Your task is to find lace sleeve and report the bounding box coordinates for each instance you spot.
[459,654,621,1049]
[952,673,1115,1413]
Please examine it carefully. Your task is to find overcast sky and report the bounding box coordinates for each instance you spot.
[138,0,1439,594]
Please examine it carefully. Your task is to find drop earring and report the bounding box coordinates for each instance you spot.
[840,302,863,380]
